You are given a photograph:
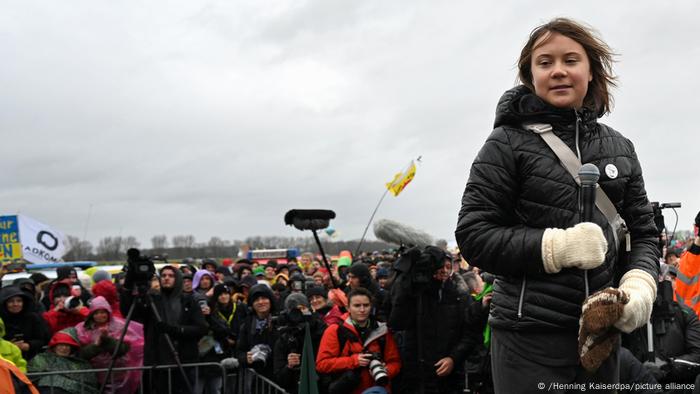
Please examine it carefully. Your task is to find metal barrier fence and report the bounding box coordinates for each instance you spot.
[26,362,290,394]
[232,368,290,394]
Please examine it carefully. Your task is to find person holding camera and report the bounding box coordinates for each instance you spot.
[120,265,208,393]
[272,293,326,394]
[316,287,401,394]
[455,18,660,393]
[42,280,90,335]
[236,284,278,379]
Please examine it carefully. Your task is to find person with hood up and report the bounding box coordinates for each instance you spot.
[27,328,98,394]
[12,278,46,314]
[0,285,49,361]
[91,279,123,319]
[42,279,90,335]
[236,283,278,379]
[455,18,660,393]
[40,266,91,311]
[0,316,27,372]
[120,265,208,393]
[75,296,144,394]
[193,269,216,299]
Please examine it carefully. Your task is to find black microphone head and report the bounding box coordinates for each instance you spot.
[284,209,336,231]
[579,163,600,185]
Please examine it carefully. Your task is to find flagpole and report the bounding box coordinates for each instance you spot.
[354,187,390,257]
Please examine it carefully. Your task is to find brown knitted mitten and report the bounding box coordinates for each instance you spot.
[578,287,629,372]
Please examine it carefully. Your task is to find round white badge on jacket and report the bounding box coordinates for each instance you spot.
[605,164,618,179]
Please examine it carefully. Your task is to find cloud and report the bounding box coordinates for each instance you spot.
[1,1,698,248]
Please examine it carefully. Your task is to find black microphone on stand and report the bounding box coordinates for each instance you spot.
[579,163,600,222]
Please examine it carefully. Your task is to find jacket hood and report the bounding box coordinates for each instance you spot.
[48,279,75,307]
[494,85,600,132]
[92,280,119,307]
[89,296,112,314]
[49,329,81,349]
[159,265,183,297]
[0,285,33,316]
[192,269,216,290]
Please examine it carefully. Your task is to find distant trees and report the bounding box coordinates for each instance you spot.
[63,234,395,262]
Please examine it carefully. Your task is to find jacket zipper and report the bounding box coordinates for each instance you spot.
[517,276,527,319]
[575,109,590,297]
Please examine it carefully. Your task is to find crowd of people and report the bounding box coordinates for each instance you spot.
[0,229,698,394]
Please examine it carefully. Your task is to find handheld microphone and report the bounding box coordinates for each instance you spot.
[579,163,600,223]
[373,219,434,248]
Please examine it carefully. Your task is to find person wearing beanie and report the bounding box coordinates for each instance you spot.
[284,293,310,312]
[201,258,218,273]
[273,290,327,394]
[214,266,232,284]
[236,284,277,379]
[28,328,98,393]
[345,263,388,322]
[306,285,331,317]
[91,270,111,285]
[376,268,390,290]
[275,264,290,277]
[236,263,253,280]
[182,274,194,295]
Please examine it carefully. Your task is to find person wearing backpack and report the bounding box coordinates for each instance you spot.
[316,287,401,394]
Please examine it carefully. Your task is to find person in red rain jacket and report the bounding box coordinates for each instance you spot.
[42,280,89,335]
[316,287,401,394]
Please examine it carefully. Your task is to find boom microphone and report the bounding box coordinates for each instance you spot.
[579,163,600,223]
[373,219,434,248]
[284,209,336,231]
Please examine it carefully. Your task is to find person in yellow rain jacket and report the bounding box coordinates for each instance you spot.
[0,317,26,373]
[675,212,700,314]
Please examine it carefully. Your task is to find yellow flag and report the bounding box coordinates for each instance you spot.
[386,161,416,196]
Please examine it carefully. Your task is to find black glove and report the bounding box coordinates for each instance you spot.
[156,321,177,335]
[643,358,670,381]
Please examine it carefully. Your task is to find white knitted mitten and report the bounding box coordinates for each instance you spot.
[614,269,657,333]
[541,222,608,274]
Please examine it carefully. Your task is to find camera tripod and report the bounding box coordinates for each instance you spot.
[100,284,194,394]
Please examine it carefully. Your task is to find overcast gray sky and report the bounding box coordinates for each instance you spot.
[2,1,698,249]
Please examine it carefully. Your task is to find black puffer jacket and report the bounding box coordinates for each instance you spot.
[455,85,659,332]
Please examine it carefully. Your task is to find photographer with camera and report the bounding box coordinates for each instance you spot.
[272,293,326,393]
[316,287,401,394]
[42,280,90,335]
[675,211,700,315]
[120,264,208,393]
[388,246,471,394]
[235,283,278,379]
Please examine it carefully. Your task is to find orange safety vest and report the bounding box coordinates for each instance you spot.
[0,357,39,394]
[675,246,700,315]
